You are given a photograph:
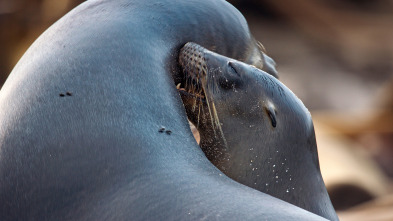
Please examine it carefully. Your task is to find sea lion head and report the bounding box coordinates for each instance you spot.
[177,42,336,220]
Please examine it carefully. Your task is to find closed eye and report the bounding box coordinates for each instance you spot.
[228,61,240,77]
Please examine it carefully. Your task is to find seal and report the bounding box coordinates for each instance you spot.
[0,0,328,220]
[178,42,338,221]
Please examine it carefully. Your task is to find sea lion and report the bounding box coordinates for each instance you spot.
[178,42,338,221]
[0,0,329,220]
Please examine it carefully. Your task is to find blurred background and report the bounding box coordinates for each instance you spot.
[0,0,392,220]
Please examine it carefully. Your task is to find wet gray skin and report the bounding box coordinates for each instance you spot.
[179,42,338,221]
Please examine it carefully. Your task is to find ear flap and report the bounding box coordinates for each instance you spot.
[264,103,277,128]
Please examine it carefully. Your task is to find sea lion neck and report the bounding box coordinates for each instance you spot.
[179,43,338,220]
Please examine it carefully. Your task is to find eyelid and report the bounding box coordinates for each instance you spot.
[227,61,240,77]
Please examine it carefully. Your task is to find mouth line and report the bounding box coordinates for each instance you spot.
[177,82,207,103]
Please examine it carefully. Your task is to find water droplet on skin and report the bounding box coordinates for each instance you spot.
[276,176,279,179]
[273,165,275,167]
[266,183,269,186]
[286,189,289,193]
